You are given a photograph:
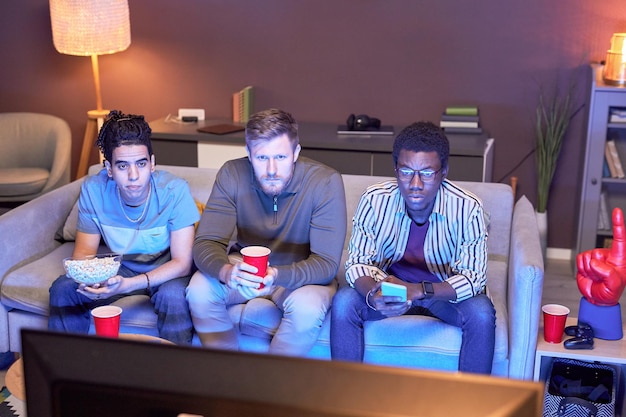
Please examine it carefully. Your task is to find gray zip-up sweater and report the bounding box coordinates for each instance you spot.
[193,157,347,289]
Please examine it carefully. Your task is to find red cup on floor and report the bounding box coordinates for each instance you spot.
[542,304,570,343]
[240,246,271,289]
[91,305,122,338]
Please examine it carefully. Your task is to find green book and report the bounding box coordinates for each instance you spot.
[445,105,478,116]
[242,86,255,123]
[233,86,255,123]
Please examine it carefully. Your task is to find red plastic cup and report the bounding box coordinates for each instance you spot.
[91,305,122,338]
[240,246,271,289]
[542,304,570,343]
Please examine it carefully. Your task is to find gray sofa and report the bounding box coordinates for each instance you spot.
[0,164,544,379]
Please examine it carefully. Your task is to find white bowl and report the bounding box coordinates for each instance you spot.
[63,253,122,285]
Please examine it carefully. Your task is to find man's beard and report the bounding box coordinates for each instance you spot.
[258,172,293,196]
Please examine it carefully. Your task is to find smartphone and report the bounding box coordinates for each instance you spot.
[380,281,407,302]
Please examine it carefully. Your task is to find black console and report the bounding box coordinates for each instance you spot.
[563,321,595,350]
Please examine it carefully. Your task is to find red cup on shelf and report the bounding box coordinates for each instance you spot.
[542,304,570,343]
[240,246,271,289]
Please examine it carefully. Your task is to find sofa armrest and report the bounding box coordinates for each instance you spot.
[0,179,82,280]
[0,179,81,352]
[506,195,545,379]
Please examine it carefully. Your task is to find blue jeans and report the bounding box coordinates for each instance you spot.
[330,285,496,374]
[48,265,194,345]
[186,269,336,356]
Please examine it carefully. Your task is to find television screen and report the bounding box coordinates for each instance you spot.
[20,329,544,417]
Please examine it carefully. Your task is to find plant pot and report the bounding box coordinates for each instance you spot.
[536,210,548,261]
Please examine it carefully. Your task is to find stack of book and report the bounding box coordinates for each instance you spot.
[609,108,626,123]
[439,105,482,134]
[598,191,611,231]
[604,139,625,179]
[232,86,255,123]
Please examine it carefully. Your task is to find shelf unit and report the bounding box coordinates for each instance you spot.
[534,317,626,416]
[576,64,626,255]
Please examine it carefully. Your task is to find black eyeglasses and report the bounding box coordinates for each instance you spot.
[395,167,442,183]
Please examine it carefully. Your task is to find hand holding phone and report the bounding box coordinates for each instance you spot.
[380,281,407,302]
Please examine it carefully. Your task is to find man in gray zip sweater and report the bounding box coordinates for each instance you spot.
[187,108,347,355]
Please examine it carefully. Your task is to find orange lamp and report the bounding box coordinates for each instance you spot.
[50,0,131,178]
[603,33,626,86]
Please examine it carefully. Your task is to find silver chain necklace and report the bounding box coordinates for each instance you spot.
[117,185,151,223]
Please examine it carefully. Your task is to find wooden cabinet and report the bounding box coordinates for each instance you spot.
[149,118,494,182]
[576,65,626,254]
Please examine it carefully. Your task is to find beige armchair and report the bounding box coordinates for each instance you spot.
[0,113,71,202]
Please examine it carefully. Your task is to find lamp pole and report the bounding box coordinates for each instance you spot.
[76,54,110,179]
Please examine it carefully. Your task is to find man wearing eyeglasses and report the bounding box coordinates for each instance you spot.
[330,121,496,374]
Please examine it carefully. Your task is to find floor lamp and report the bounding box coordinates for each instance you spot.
[49,0,131,179]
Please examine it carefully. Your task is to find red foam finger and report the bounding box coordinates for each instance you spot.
[608,208,626,266]
[589,258,614,282]
[576,250,594,275]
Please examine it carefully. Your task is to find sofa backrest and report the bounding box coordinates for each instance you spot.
[456,181,514,260]
[148,165,514,260]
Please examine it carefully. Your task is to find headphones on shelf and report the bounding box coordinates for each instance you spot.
[346,114,381,131]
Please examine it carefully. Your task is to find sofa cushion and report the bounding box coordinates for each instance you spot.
[0,167,49,196]
[236,258,508,366]
[1,243,132,316]
[57,199,80,241]
[1,243,73,315]
[341,174,396,247]
[110,295,157,329]
[456,181,512,260]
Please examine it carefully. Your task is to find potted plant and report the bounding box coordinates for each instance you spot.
[534,77,577,257]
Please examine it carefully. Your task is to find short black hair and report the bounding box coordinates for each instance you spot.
[96,110,153,163]
[392,121,449,168]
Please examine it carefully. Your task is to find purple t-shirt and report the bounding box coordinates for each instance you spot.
[388,221,438,283]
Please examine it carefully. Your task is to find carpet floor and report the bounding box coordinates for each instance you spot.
[0,387,24,417]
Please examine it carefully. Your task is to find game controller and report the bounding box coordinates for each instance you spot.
[563,321,594,350]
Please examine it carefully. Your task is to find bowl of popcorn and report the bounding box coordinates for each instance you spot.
[63,253,122,286]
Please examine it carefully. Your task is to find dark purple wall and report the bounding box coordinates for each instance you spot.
[2,0,625,250]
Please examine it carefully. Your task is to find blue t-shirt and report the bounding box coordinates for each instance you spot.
[77,169,200,273]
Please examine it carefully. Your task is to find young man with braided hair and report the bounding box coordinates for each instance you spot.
[48,110,199,344]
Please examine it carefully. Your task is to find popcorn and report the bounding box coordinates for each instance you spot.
[64,255,121,285]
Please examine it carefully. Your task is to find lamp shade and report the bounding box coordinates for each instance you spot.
[603,33,626,86]
[50,0,131,56]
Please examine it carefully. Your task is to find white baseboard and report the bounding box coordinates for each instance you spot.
[546,247,572,261]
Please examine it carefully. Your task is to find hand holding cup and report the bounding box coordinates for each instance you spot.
[240,246,271,289]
